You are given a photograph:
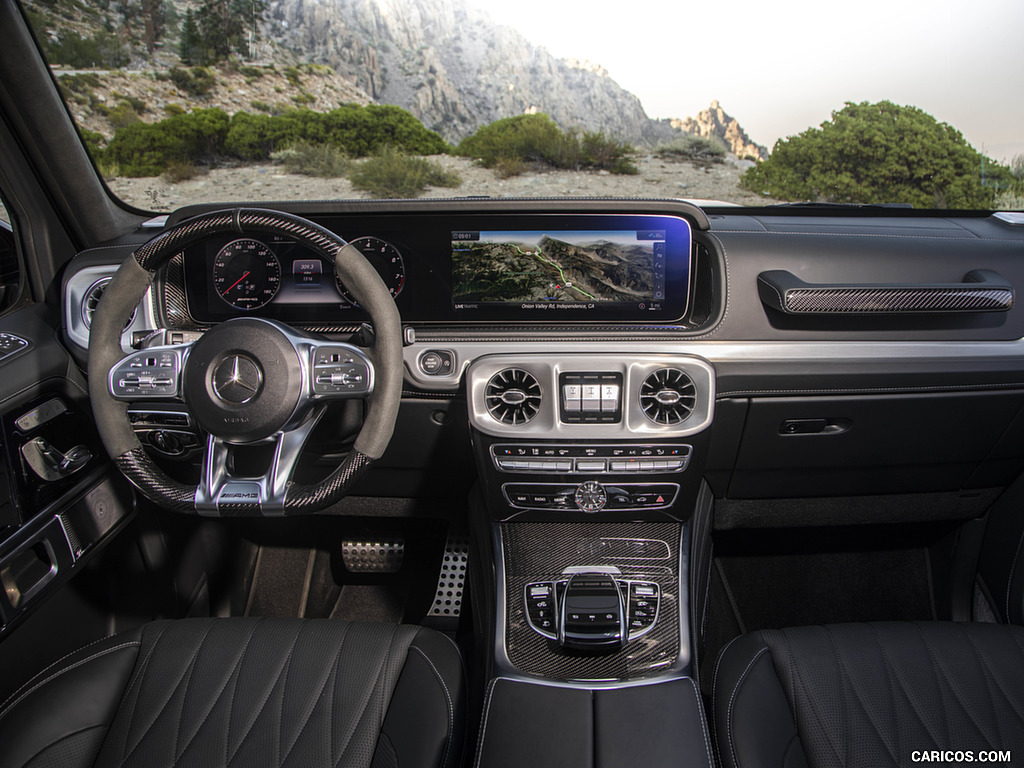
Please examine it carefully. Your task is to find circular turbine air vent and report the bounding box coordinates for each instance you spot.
[485,368,542,425]
[82,277,136,330]
[639,368,696,425]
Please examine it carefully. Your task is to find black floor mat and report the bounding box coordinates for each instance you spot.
[240,518,450,624]
[700,524,940,693]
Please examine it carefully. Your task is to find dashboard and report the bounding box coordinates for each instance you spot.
[59,198,1024,516]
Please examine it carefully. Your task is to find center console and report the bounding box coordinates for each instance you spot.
[466,351,715,766]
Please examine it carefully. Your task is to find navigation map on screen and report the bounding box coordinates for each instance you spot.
[451,230,666,308]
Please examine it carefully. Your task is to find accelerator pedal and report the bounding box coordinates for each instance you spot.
[341,538,405,573]
[423,532,471,633]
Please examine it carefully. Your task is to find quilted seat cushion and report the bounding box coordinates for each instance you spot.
[0,618,464,768]
[713,622,1024,768]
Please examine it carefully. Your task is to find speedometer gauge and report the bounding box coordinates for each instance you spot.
[213,239,281,310]
[336,237,405,305]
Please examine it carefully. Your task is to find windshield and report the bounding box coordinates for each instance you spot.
[19,0,1024,211]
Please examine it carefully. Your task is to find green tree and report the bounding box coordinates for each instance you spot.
[141,0,165,54]
[179,8,199,64]
[192,0,266,63]
[740,101,1012,209]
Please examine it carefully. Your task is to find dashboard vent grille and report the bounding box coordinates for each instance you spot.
[486,368,542,425]
[83,277,136,330]
[640,368,696,425]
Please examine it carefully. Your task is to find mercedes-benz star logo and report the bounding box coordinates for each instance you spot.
[212,355,263,404]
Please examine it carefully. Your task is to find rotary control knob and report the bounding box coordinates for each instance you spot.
[574,480,607,513]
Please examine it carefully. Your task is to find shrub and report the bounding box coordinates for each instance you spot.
[103,107,229,176]
[458,114,562,166]
[250,100,272,112]
[114,93,147,113]
[238,65,264,79]
[107,103,141,129]
[270,141,349,177]
[291,91,316,106]
[283,66,302,87]
[78,129,106,158]
[169,67,216,97]
[457,114,636,174]
[162,160,205,182]
[740,101,1013,208]
[1010,154,1024,182]
[655,134,727,165]
[493,154,526,178]
[349,146,461,198]
[60,73,101,93]
[164,103,187,116]
[44,30,127,68]
[224,104,449,161]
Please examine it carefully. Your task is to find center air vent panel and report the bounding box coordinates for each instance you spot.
[467,354,714,439]
[640,368,696,425]
[486,368,542,425]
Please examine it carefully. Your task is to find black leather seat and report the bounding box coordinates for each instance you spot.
[0,618,465,768]
[713,621,1024,768]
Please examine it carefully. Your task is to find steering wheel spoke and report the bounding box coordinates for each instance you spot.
[108,343,192,401]
[195,406,326,515]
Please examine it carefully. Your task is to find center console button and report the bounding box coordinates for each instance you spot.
[574,481,607,513]
[563,385,582,412]
[576,459,606,472]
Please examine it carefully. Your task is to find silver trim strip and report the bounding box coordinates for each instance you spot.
[467,354,714,439]
[405,339,1024,392]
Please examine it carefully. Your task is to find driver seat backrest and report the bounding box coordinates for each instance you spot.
[713,621,1024,768]
[0,618,464,768]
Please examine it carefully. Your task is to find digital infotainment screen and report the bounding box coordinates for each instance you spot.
[452,229,667,311]
[448,215,690,320]
[181,212,693,324]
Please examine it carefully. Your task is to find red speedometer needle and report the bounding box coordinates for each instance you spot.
[223,271,251,294]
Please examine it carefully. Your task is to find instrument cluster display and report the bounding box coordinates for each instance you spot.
[181,212,693,325]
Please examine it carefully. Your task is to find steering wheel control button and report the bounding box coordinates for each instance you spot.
[574,480,607,513]
[418,350,454,376]
[212,355,263,404]
[312,346,372,395]
[110,350,181,399]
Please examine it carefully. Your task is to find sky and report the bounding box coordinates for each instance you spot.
[466,0,1024,162]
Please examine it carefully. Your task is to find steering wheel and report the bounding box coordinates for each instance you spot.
[87,209,403,515]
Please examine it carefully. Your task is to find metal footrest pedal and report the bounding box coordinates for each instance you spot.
[341,538,405,573]
[424,532,470,632]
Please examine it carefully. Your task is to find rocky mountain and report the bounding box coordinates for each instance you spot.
[667,100,767,160]
[266,0,676,145]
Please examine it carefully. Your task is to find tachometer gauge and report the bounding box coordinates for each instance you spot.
[336,237,405,305]
[213,239,281,310]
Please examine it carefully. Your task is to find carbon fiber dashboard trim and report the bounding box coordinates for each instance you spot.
[499,521,686,682]
[784,286,1013,314]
